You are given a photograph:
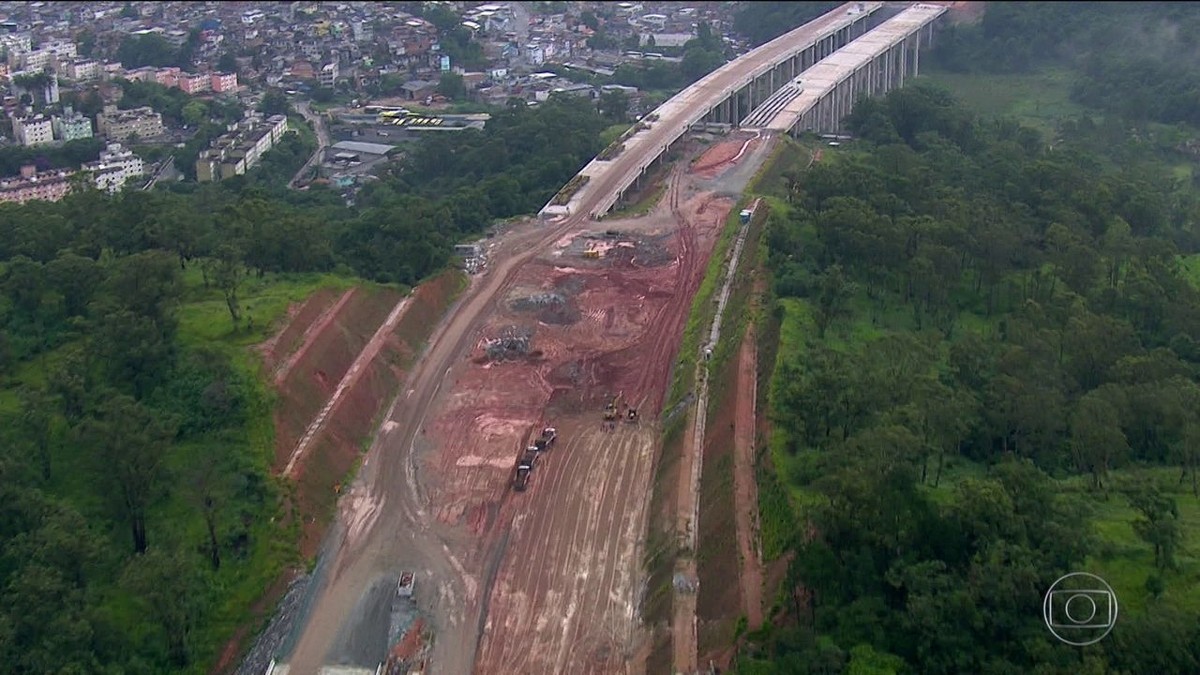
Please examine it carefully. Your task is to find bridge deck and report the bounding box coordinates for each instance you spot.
[542,1,885,220]
[756,3,948,133]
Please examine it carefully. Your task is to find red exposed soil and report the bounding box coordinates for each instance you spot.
[696,360,740,641]
[256,288,339,374]
[288,272,463,558]
[272,287,403,469]
[214,272,463,671]
[414,149,737,672]
[733,323,764,629]
[691,134,762,180]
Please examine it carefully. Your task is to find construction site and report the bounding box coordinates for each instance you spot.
[401,128,770,673]
[251,128,771,675]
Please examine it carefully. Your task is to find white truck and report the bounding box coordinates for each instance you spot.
[397,571,416,598]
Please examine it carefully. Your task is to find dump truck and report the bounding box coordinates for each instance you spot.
[513,448,538,491]
[539,426,557,448]
[397,571,416,598]
[739,209,753,225]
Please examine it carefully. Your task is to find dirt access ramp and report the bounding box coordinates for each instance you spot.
[417,137,744,673]
[269,272,464,557]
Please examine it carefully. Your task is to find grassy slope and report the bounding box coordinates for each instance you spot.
[916,67,1084,135]
[2,267,369,671]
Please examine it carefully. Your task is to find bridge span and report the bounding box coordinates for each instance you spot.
[539,1,887,221]
[745,3,948,135]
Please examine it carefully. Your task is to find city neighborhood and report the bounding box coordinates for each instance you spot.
[0,1,743,203]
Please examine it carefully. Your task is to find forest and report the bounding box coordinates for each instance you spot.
[738,72,1200,675]
[0,94,608,672]
[933,3,1200,127]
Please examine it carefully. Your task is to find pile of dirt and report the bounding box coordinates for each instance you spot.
[609,236,674,268]
[510,292,580,325]
[483,325,535,361]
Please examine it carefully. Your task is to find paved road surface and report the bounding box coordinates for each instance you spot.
[291,101,331,189]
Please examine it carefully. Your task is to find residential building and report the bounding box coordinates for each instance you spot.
[195,114,288,182]
[12,114,54,146]
[156,66,181,87]
[52,108,94,142]
[399,79,437,101]
[179,73,211,94]
[352,20,372,43]
[10,41,76,71]
[0,34,33,58]
[82,142,145,193]
[0,165,74,204]
[318,61,338,88]
[211,71,238,93]
[63,58,101,83]
[97,105,165,141]
[164,30,189,48]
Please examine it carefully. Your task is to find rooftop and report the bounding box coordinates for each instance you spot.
[330,140,397,155]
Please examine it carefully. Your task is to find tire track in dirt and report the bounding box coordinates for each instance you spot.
[563,427,638,668]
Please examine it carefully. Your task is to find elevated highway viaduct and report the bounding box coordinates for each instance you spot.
[538,1,889,222]
[744,3,949,135]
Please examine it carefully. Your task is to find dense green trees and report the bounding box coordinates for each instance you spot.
[934,3,1200,127]
[116,33,178,69]
[733,2,843,47]
[0,92,613,672]
[747,82,1200,672]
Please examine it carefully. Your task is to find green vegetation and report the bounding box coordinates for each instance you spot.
[733,2,842,47]
[0,137,107,176]
[0,90,615,673]
[116,29,202,71]
[916,68,1084,135]
[739,71,1200,672]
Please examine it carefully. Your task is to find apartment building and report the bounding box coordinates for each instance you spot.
[63,58,101,83]
[52,110,94,142]
[82,143,145,193]
[318,61,338,88]
[211,72,239,93]
[10,41,77,72]
[179,73,211,94]
[0,165,74,204]
[97,105,165,141]
[0,33,32,58]
[13,114,54,146]
[195,114,288,182]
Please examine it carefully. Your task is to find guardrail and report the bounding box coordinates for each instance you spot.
[550,1,884,220]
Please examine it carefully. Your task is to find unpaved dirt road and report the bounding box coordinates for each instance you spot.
[282,128,707,671]
[283,221,564,675]
[734,324,764,630]
[475,421,657,673]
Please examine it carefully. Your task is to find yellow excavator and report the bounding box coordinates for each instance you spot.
[603,392,623,422]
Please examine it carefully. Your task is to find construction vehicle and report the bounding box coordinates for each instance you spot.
[603,392,623,422]
[533,426,557,451]
[626,408,639,424]
[513,447,538,491]
[397,571,416,598]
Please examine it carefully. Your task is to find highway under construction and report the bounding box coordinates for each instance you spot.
[258,4,948,675]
